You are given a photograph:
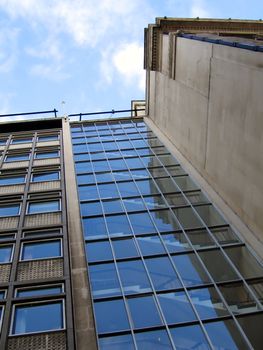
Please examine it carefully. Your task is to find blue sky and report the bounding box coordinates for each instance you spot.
[0,0,262,117]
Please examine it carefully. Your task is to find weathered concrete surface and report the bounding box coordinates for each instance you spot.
[147,36,263,246]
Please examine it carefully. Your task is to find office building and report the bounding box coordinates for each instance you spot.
[0,17,262,350]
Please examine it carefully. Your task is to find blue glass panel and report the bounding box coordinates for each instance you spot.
[38,135,58,142]
[99,334,135,350]
[112,170,131,181]
[106,215,132,237]
[81,201,102,216]
[141,155,161,168]
[5,154,29,162]
[158,291,197,324]
[105,151,122,159]
[32,172,59,182]
[89,263,121,298]
[162,233,191,253]
[112,238,138,259]
[143,195,167,210]
[92,160,110,172]
[123,198,146,212]
[95,172,114,183]
[136,179,159,195]
[170,324,210,350]
[83,217,108,239]
[73,144,87,153]
[74,153,90,161]
[35,152,58,159]
[0,176,25,185]
[88,143,104,152]
[0,204,20,217]
[89,152,106,160]
[102,199,124,214]
[129,212,156,234]
[98,183,119,198]
[137,235,166,256]
[136,148,153,156]
[131,140,147,149]
[77,174,95,185]
[117,182,139,197]
[205,319,249,350]
[124,157,144,169]
[118,260,152,294]
[172,253,211,287]
[145,257,181,291]
[130,169,149,179]
[135,329,172,349]
[108,159,127,170]
[150,210,180,232]
[12,302,63,334]
[102,142,117,151]
[94,299,129,333]
[116,141,133,149]
[22,240,61,260]
[79,185,98,200]
[17,286,62,297]
[128,295,162,328]
[0,245,12,262]
[0,291,5,299]
[76,161,93,173]
[188,287,228,319]
[28,201,59,214]
[85,241,113,262]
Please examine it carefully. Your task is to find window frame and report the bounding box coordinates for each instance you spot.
[0,203,21,217]
[37,134,59,142]
[26,199,61,215]
[15,283,64,298]
[4,153,30,163]
[20,238,63,262]
[11,137,33,145]
[31,171,60,183]
[34,150,60,160]
[0,244,14,264]
[10,299,65,336]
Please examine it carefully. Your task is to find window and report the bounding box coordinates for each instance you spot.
[35,151,59,159]
[16,284,63,298]
[0,175,26,185]
[21,240,62,260]
[0,204,20,217]
[0,245,13,263]
[11,301,64,335]
[23,229,61,238]
[5,154,29,162]
[11,138,32,144]
[27,200,60,214]
[31,171,59,182]
[0,139,7,146]
[0,290,6,299]
[38,135,58,142]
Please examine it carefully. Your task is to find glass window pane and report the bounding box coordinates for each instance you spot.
[162,232,191,253]
[150,210,180,232]
[77,174,95,185]
[170,324,210,350]
[32,172,59,182]
[79,185,99,200]
[173,207,204,230]
[165,193,188,207]
[76,161,93,174]
[0,204,20,217]
[106,214,132,237]
[205,319,249,350]
[129,212,156,235]
[12,301,63,335]
[185,190,209,205]
[117,181,139,197]
[137,235,166,256]
[35,151,59,159]
[124,157,143,169]
[145,257,181,291]
[98,183,119,199]
[210,226,240,245]
[95,299,130,333]
[112,170,131,181]
[21,240,61,260]
[128,295,162,328]
[185,229,216,248]
[158,291,197,324]
[238,313,263,349]
[143,195,167,210]
[5,154,29,162]
[102,199,124,214]
[83,217,108,240]
[112,238,138,259]
[99,334,135,350]
[219,282,260,314]
[123,198,146,212]
[0,245,13,262]
[86,241,113,262]
[0,176,25,185]
[89,263,121,298]
[95,172,114,183]
[155,177,178,193]
[188,287,228,319]
[28,200,59,214]
[118,260,152,295]
[136,179,159,195]
[225,246,263,279]
[249,280,263,303]
[158,154,178,166]
[38,135,58,142]
[194,204,227,226]
[92,160,110,172]
[199,249,239,282]
[81,201,102,216]
[135,329,172,349]
[172,253,211,287]
[173,176,199,191]
[130,169,149,179]
[16,285,62,297]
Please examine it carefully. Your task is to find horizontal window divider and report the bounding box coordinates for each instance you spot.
[21,233,63,242]
[13,279,66,288]
[19,256,63,263]
[12,293,66,303]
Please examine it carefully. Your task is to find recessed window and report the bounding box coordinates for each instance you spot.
[27,200,60,214]
[35,151,59,159]
[0,175,26,185]
[0,245,13,263]
[21,240,62,260]
[11,301,64,335]
[23,229,61,238]
[16,284,63,298]
[0,290,6,299]
[38,135,58,142]
[0,233,16,241]
[5,154,30,162]
[11,138,32,144]
[0,204,20,217]
[0,139,7,146]
[31,171,59,182]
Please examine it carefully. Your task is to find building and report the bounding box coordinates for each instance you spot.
[0,17,262,350]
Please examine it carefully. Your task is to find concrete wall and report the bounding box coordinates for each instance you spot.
[147,36,263,244]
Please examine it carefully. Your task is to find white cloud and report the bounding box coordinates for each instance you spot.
[190,0,211,18]
[0,27,19,73]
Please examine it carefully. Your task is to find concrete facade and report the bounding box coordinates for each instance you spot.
[146,33,263,252]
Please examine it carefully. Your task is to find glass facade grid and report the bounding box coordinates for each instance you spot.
[71,119,263,349]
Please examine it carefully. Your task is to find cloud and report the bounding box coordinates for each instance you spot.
[190,0,212,17]
[0,26,19,73]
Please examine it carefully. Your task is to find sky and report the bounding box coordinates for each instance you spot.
[0,0,262,119]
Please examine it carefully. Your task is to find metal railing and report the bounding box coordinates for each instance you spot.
[0,109,58,120]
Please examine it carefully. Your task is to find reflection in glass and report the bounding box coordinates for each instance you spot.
[145,257,181,291]
[184,190,209,205]
[85,241,113,262]
[238,313,263,349]
[112,238,138,259]
[194,205,226,226]
[98,183,119,198]
[95,172,114,183]
[117,181,139,197]
[89,263,121,298]
[165,193,188,207]
[219,283,260,314]
[158,291,197,324]
[99,334,135,350]
[123,198,146,212]
[150,210,180,232]
[205,319,249,350]
[137,235,166,256]
[81,201,102,216]
[83,217,108,240]
[173,207,203,230]
[173,176,199,191]
[155,177,178,193]
[79,185,98,200]
[135,329,172,349]
[102,199,124,214]
[128,295,163,328]
[118,260,152,294]
[106,214,132,237]
[94,299,129,333]
[144,195,167,210]
[189,287,228,319]
[167,165,187,176]
[161,232,190,253]
[136,179,159,195]
[210,226,239,245]
[170,324,210,350]
[185,229,215,248]
[113,170,132,181]
[129,212,156,234]
[249,280,263,303]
